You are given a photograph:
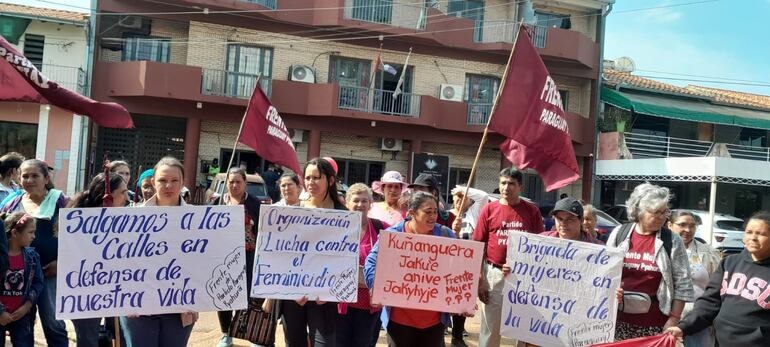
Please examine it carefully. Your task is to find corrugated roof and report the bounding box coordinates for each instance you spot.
[0,2,87,24]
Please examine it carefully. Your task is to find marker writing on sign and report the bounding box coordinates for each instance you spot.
[265,208,351,232]
[64,208,169,244]
[59,285,144,314]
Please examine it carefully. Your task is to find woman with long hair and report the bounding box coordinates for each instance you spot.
[0,152,24,203]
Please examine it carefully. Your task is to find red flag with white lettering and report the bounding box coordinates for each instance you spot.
[0,36,133,128]
[488,26,579,191]
[238,82,302,175]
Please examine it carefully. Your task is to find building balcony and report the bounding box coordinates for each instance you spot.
[201,68,272,98]
[337,86,421,118]
[43,64,86,95]
[608,132,770,162]
[474,22,546,48]
[343,0,426,30]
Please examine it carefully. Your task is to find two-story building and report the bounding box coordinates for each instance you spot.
[90,0,612,202]
[0,3,89,194]
[598,64,770,220]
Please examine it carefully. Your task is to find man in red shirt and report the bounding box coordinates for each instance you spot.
[473,167,544,347]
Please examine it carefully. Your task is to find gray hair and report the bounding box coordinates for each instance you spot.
[626,183,670,222]
[583,204,598,220]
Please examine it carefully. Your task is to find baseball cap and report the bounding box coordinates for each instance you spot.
[551,197,583,218]
[408,173,439,189]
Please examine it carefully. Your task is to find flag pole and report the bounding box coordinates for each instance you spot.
[391,47,412,114]
[455,24,524,234]
[222,75,262,204]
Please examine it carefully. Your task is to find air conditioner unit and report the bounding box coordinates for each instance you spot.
[289,65,315,83]
[381,138,403,151]
[439,84,463,102]
[118,16,145,30]
[288,129,305,143]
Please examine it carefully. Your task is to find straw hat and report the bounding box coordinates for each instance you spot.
[371,171,408,195]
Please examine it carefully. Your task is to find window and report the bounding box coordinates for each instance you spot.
[630,114,669,137]
[333,158,384,187]
[448,0,484,21]
[122,36,170,62]
[739,128,766,147]
[0,121,37,159]
[23,34,44,69]
[448,168,472,188]
[465,74,500,125]
[330,57,372,111]
[559,90,569,112]
[535,11,571,29]
[225,44,273,98]
[351,0,393,25]
[522,172,557,204]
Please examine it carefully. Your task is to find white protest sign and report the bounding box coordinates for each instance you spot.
[56,205,248,320]
[500,232,623,347]
[251,205,361,302]
[372,230,483,314]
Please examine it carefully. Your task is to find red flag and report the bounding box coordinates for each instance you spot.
[0,36,133,128]
[488,25,579,191]
[238,82,302,175]
[590,334,677,347]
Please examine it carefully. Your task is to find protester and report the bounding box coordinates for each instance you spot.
[607,183,693,340]
[473,167,543,347]
[542,198,603,244]
[276,172,301,206]
[281,158,343,347]
[0,152,24,203]
[0,159,68,346]
[336,183,387,347]
[666,211,770,346]
[136,169,155,202]
[408,173,454,228]
[66,173,127,347]
[207,158,221,188]
[667,210,720,347]
[212,167,262,347]
[365,192,461,346]
[369,171,408,225]
[0,211,43,347]
[121,157,197,347]
[581,204,601,240]
[109,160,134,204]
[262,163,281,203]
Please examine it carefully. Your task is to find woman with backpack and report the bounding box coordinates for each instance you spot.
[336,183,388,347]
[607,183,694,340]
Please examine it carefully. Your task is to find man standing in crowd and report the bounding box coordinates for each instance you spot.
[206,158,220,188]
[473,167,544,347]
[262,163,281,203]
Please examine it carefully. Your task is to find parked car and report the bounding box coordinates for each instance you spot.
[205,173,272,204]
[594,209,621,236]
[604,204,629,223]
[671,209,745,254]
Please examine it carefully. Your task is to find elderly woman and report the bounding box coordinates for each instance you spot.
[336,183,388,347]
[276,172,301,206]
[667,210,720,347]
[0,159,69,347]
[136,169,155,203]
[543,198,602,245]
[369,171,408,225]
[607,183,693,340]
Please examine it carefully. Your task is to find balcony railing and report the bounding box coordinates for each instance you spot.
[201,68,272,99]
[344,0,427,30]
[622,132,770,162]
[239,0,277,9]
[725,143,770,161]
[467,103,493,125]
[474,22,547,48]
[43,64,86,95]
[338,85,420,118]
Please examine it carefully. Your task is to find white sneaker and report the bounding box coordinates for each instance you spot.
[216,335,233,347]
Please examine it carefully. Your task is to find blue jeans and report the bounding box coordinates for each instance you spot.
[121,314,193,347]
[336,307,381,347]
[73,318,102,347]
[0,313,34,347]
[39,276,69,347]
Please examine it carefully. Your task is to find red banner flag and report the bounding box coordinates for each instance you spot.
[0,36,133,129]
[488,26,579,191]
[238,82,302,175]
[590,334,677,347]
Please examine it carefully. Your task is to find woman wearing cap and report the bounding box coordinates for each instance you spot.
[408,173,454,228]
[607,183,693,340]
[136,168,155,203]
[369,171,408,225]
[542,198,602,245]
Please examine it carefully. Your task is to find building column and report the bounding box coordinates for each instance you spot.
[307,129,321,161]
[35,105,50,159]
[408,139,422,181]
[184,118,201,189]
[582,156,592,202]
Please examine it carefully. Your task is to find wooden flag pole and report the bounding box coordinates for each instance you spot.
[454,24,525,234]
[221,75,261,205]
[113,318,121,347]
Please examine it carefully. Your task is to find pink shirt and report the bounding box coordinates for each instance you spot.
[342,219,389,313]
[368,202,405,226]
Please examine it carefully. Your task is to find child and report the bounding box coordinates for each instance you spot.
[666,210,770,346]
[0,212,44,346]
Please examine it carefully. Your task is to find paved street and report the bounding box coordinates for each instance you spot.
[24,308,518,346]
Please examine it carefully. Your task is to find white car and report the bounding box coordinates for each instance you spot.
[674,209,745,253]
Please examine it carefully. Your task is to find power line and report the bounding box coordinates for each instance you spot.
[634,75,770,88]
[635,69,770,85]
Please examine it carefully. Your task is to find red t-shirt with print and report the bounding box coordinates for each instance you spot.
[1,254,25,312]
[473,200,543,266]
[618,230,668,327]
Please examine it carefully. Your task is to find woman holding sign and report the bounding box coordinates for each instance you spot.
[121,157,198,347]
[607,183,693,340]
[364,192,459,347]
[281,158,345,347]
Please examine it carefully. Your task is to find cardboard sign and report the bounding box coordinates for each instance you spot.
[500,232,623,347]
[56,205,247,320]
[372,230,484,314]
[251,205,361,302]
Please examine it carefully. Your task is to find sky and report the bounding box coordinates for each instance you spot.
[5,0,770,96]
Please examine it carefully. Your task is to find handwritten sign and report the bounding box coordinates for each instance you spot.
[371,230,483,314]
[251,205,361,302]
[56,206,247,320]
[500,232,623,347]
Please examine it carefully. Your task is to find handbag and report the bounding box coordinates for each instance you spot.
[620,291,652,314]
[228,299,276,346]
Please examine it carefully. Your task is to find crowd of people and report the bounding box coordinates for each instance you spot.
[0,152,767,347]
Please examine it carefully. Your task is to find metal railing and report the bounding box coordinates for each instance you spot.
[624,132,713,159]
[344,0,427,30]
[473,22,547,48]
[467,103,493,125]
[239,0,277,9]
[725,143,770,161]
[201,68,272,99]
[42,64,86,95]
[338,85,420,118]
